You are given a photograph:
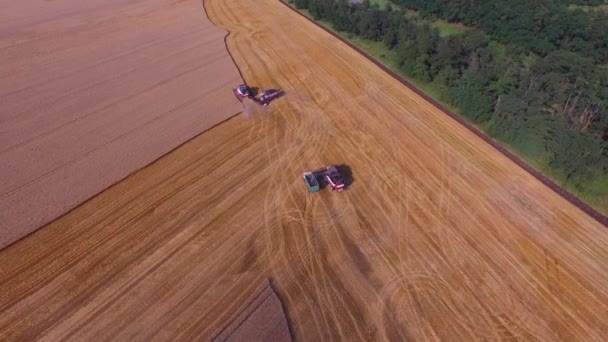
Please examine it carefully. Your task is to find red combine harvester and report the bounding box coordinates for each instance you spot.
[236,84,251,98]
[257,89,281,106]
[233,84,282,106]
[233,84,251,102]
[303,165,345,192]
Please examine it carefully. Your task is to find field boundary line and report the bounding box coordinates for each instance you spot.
[277,0,608,227]
[201,0,248,84]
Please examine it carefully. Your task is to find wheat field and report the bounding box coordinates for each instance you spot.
[1,0,607,340]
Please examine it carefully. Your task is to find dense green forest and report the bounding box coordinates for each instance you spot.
[291,0,608,211]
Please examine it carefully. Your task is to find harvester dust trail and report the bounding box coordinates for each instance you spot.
[1,0,608,340]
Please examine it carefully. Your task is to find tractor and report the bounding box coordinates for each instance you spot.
[303,165,346,192]
[233,84,282,106]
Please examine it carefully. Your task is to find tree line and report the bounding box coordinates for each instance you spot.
[292,0,607,204]
[391,0,608,61]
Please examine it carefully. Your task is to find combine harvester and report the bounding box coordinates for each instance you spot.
[233,84,282,106]
[303,165,345,193]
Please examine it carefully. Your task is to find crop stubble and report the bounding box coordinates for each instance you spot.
[1,0,608,341]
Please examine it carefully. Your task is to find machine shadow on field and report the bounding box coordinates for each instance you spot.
[275,89,286,99]
[337,164,354,188]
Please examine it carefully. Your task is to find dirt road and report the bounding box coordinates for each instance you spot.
[0,0,242,248]
[1,0,608,340]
